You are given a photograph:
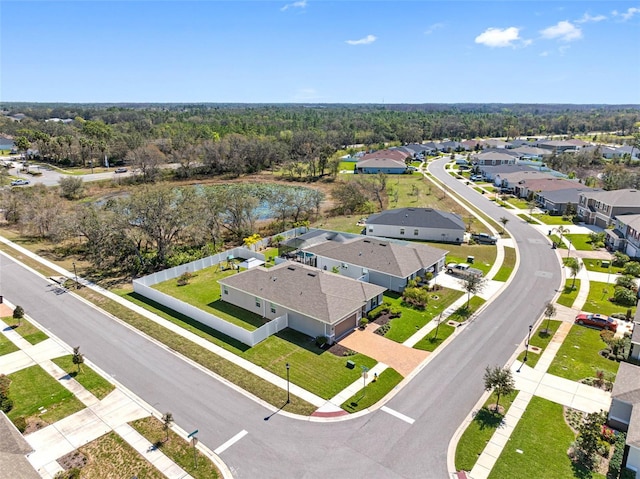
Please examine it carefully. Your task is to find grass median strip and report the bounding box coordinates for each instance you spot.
[493,246,516,282]
[413,323,455,351]
[0,333,19,356]
[341,369,403,413]
[52,355,115,400]
[130,416,220,479]
[556,280,580,308]
[1,316,48,345]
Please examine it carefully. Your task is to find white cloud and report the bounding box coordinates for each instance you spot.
[474,27,521,47]
[539,51,549,57]
[558,45,571,56]
[576,12,607,23]
[540,21,582,42]
[613,7,640,21]
[424,23,444,35]
[345,34,377,45]
[281,0,307,12]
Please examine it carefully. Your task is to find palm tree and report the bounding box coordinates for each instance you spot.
[565,257,582,289]
[552,225,570,249]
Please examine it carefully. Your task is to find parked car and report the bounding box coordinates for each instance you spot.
[470,175,483,181]
[574,313,617,332]
[472,233,498,245]
[114,167,128,173]
[10,179,29,186]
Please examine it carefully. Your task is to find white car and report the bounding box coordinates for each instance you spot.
[10,179,30,186]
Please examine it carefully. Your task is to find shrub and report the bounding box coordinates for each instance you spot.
[601,425,616,443]
[359,318,368,329]
[608,431,627,478]
[614,286,638,306]
[367,303,390,321]
[12,305,24,320]
[176,271,194,286]
[13,416,26,433]
[315,335,328,348]
[621,468,636,479]
[374,323,391,336]
[342,349,357,357]
[611,313,627,320]
[616,274,637,290]
[624,261,640,277]
[600,330,615,343]
[0,396,13,413]
[613,251,630,267]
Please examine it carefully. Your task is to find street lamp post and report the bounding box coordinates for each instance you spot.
[517,324,533,372]
[72,262,78,289]
[286,363,290,404]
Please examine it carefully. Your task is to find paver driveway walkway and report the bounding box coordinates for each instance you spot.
[339,327,429,377]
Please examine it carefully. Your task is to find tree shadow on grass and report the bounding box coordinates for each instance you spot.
[570,458,594,479]
[472,407,506,430]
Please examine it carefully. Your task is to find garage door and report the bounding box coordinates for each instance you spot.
[334,312,357,340]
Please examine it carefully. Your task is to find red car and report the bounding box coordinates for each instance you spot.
[574,313,617,332]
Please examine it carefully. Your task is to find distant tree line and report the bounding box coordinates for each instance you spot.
[2,103,638,184]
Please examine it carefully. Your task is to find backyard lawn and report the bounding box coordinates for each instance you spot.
[152,267,264,330]
[455,390,518,472]
[382,289,464,343]
[7,365,85,426]
[547,324,619,382]
[488,397,600,479]
[583,281,636,317]
[1,316,48,345]
[52,355,115,400]
[556,281,580,308]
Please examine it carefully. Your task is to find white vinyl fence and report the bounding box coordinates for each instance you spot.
[132,227,308,346]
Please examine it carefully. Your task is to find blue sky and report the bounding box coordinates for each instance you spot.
[1,1,639,104]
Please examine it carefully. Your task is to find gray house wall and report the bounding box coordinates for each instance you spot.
[366,224,463,244]
[609,399,633,431]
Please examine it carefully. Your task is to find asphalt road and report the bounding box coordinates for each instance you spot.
[0,157,562,478]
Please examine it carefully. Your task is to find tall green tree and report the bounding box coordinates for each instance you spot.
[483,366,515,413]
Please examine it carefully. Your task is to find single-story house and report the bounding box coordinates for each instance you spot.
[513,177,582,200]
[364,208,466,244]
[283,229,447,293]
[482,139,512,149]
[510,146,549,160]
[478,164,538,182]
[472,151,518,166]
[629,306,640,361]
[536,140,580,153]
[218,261,386,342]
[355,157,408,174]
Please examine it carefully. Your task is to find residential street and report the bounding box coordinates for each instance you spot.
[0,156,562,478]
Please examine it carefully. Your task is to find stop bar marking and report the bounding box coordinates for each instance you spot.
[381,406,415,425]
[214,429,248,455]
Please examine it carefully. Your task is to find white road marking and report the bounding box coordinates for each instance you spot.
[381,406,415,425]
[214,430,248,455]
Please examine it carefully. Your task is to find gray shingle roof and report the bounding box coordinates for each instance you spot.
[0,412,39,479]
[304,236,446,278]
[218,261,385,325]
[581,189,640,208]
[615,214,640,231]
[365,208,466,231]
[611,362,640,404]
[356,157,407,169]
[539,188,599,204]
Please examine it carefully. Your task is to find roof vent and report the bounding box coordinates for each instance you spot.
[307,273,316,277]
[287,266,295,271]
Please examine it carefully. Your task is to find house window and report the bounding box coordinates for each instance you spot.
[368,228,373,233]
[414,229,419,236]
[400,228,405,235]
[255,298,261,308]
[223,287,228,295]
[270,303,276,314]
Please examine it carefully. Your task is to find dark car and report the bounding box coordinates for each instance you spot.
[574,313,617,332]
[472,233,498,245]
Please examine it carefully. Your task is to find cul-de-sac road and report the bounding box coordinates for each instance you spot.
[0,157,562,478]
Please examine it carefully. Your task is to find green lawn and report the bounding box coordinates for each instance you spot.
[550,234,567,248]
[448,296,486,322]
[52,355,115,400]
[547,324,619,381]
[565,234,597,251]
[506,197,530,209]
[1,316,48,345]
[531,214,574,225]
[583,281,636,317]
[582,259,623,275]
[312,214,363,234]
[516,320,561,369]
[488,397,601,479]
[517,213,534,223]
[455,390,518,472]
[493,247,516,282]
[442,243,497,275]
[130,416,220,479]
[7,365,85,425]
[0,333,19,356]
[413,323,456,351]
[382,289,464,343]
[340,369,404,413]
[152,267,264,330]
[338,161,356,172]
[557,281,580,308]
